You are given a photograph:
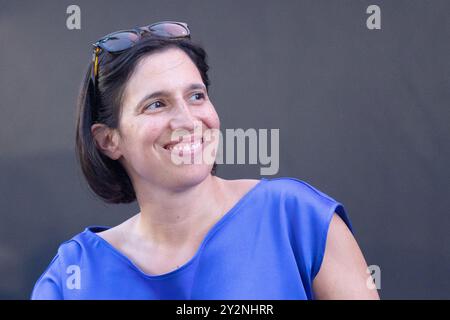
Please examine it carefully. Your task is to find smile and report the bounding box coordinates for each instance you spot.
[163,137,204,155]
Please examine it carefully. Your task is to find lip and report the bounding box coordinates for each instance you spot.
[163,134,204,151]
[161,136,205,157]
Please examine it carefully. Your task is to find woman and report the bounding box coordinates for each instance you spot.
[31,21,379,300]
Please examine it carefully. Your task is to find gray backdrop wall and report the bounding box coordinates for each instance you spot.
[0,0,449,299]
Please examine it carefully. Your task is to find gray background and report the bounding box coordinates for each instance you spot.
[0,0,449,299]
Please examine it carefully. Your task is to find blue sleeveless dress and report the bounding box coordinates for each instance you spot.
[31,177,353,300]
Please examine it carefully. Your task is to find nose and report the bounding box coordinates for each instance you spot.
[168,100,197,132]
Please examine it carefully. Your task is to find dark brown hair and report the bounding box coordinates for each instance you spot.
[75,36,217,204]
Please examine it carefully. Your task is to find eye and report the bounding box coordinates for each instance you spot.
[189,92,205,102]
[144,100,165,111]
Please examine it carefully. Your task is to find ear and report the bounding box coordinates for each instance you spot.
[91,123,122,160]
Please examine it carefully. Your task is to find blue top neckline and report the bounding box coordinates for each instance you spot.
[84,178,268,280]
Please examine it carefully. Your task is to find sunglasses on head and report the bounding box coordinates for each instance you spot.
[90,21,191,96]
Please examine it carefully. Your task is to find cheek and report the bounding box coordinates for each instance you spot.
[201,103,221,130]
[144,124,163,143]
[122,119,162,152]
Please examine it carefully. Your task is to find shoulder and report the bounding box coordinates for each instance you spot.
[267,176,330,196]
[221,176,321,199]
[30,236,84,299]
[222,176,344,214]
[41,231,90,275]
[31,225,108,299]
[261,176,340,208]
[40,226,104,273]
[261,176,354,234]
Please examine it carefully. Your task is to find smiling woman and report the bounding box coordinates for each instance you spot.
[74,23,218,204]
[90,46,221,200]
[31,21,379,300]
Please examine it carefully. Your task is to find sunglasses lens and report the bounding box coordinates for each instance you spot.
[101,31,140,52]
[148,23,189,38]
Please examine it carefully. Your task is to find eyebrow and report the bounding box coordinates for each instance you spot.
[135,83,207,110]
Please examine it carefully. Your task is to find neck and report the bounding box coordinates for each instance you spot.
[132,174,227,248]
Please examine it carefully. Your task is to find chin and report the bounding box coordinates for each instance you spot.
[171,162,213,186]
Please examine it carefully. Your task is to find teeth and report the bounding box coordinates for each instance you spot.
[167,138,203,152]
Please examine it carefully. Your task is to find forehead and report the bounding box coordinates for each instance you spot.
[122,48,202,104]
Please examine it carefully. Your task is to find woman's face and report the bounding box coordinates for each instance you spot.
[112,47,220,192]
